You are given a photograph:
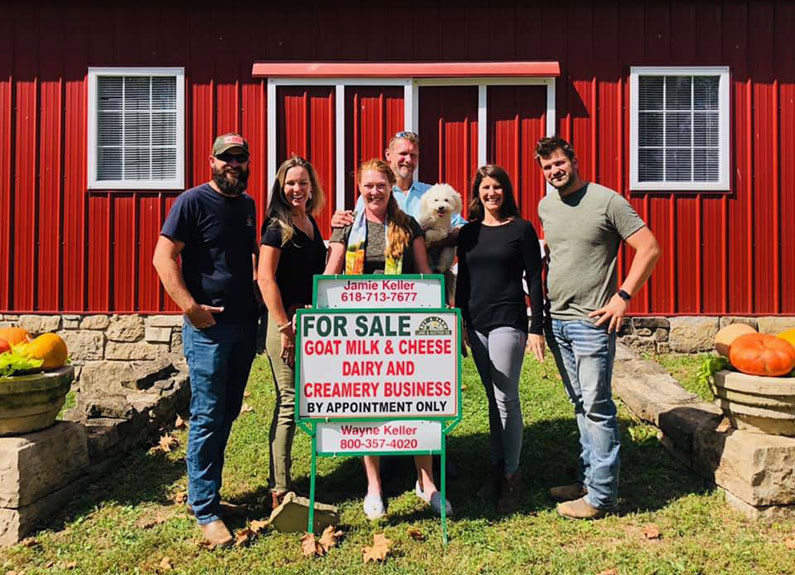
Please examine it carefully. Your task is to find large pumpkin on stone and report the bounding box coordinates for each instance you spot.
[729,333,795,377]
[14,333,68,370]
[714,323,757,357]
[0,339,9,354]
[0,327,30,347]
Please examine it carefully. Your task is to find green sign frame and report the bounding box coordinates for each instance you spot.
[294,301,462,544]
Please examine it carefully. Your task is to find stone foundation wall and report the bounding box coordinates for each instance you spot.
[618,316,795,354]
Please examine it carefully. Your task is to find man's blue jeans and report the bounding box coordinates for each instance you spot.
[546,319,619,510]
[183,320,257,525]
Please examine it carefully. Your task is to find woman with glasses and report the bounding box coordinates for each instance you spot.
[257,156,327,509]
[323,158,452,520]
[455,165,545,513]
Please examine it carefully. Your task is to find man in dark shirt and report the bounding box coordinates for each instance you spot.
[153,133,258,548]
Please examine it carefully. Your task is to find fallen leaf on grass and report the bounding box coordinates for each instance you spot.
[20,537,38,548]
[158,556,173,571]
[235,527,254,547]
[174,415,186,429]
[61,562,77,570]
[249,519,269,534]
[136,508,172,529]
[158,434,179,453]
[243,390,252,398]
[318,525,343,551]
[240,403,254,414]
[301,532,325,557]
[406,526,424,541]
[172,491,188,505]
[785,537,795,550]
[642,524,662,540]
[362,532,393,563]
[597,569,618,575]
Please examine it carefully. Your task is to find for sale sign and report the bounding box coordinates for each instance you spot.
[296,310,460,420]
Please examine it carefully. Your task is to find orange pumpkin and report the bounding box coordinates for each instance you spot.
[14,333,68,370]
[0,327,30,347]
[0,339,9,354]
[715,323,757,357]
[729,333,795,377]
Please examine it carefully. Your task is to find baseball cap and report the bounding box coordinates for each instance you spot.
[212,133,249,156]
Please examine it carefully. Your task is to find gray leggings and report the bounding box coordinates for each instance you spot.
[468,326,527,475]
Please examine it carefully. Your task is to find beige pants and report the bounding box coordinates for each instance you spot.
[265,314,296,493]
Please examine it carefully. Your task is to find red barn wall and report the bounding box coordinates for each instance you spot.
[0,0,793,316]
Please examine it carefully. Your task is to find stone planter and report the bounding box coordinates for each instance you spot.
[0,366,74,436]
[711,370,795,436]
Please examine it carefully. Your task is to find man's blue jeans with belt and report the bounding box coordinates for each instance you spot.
[546,318,619,510]
[183,320,257,525]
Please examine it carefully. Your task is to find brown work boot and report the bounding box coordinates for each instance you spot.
[186,501,247,518]
[496,472,522,514]
[556,497,608,520]
[199,519,234,548]
[477,460,504,502]
[548,482,587,502]
[271,490,289,511]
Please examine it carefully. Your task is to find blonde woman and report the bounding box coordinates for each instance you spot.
[324,158,451,519]
[257,156,326,509]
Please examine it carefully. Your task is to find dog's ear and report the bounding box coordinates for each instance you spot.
[452,190,463,213]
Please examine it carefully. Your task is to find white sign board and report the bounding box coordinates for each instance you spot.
[316,420,442,454]
[314,276,444,309]
[297,310,459,419]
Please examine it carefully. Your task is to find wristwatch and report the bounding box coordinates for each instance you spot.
[617,289,632,302]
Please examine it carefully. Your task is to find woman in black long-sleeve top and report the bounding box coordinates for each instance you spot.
[455,164,545,513]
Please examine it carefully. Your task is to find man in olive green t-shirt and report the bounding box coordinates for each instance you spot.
[536,137,661,520]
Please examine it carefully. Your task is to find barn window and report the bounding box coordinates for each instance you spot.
[630,66,729,191]
[87,68,185,190]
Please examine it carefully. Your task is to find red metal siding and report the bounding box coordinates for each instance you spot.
[0,0,793,316]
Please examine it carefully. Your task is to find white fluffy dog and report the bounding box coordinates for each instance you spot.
[417,183,463,275]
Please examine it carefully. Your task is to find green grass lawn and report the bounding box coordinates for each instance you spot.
[653,353,716,402]
[4,352,794,574]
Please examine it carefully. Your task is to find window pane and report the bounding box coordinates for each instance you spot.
[665,76,691,110]
[666,149,692,181]
[124,77,150,110]
[152,77,177,110]
[639,112,663,146]
[97,148,122,180]
[694,149,719,181]
[665,112,692,146]
[694,112,719,147]
[694,76,719,110]
[124,112,150,146]
[97,112,121,146]
[639,76,663,109]
[97,77,123,111]
[152,148,177,180]
[639,149,663,182]
[124,147,150,179]
[152,112,177,146]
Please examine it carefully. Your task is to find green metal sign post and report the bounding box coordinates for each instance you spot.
[295,274,461,544]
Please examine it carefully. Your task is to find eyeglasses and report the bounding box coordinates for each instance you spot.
[215,152,249,163]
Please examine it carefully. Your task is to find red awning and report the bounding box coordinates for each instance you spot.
[251,61,560,78]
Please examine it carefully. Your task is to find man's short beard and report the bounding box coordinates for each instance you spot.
[212,167,249,196]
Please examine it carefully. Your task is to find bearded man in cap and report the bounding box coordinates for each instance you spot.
[153,133,258,547]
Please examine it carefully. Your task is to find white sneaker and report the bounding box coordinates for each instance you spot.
[363,493,385,520]
[415,481,453,516]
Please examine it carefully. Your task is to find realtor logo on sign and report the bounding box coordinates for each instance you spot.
[415,316,451,336]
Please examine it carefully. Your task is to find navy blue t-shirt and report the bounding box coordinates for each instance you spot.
[160,183,258,324]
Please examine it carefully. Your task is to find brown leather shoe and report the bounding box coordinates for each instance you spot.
[496,472,522,514]
[186,501,247,518]
[556,497,608,520]
[548,482,587,502]
[199,519,234,548]
[477,460,504,502]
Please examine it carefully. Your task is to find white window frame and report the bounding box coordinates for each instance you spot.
[87,67,185,190]
[630,66,730,191]
[266,77,557,210]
